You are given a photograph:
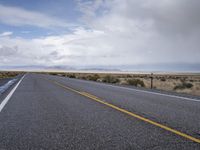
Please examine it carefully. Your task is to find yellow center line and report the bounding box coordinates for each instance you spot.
[51,80,200,144]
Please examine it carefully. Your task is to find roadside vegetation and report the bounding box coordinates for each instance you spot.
[0,72,22,79]
[102,75,120,83]
[127,79,145,87]
[47,72,200,96]
[174,82,193,90]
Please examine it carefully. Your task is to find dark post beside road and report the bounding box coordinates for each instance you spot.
[150,73,153,89]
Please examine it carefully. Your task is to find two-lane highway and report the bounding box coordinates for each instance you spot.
[0,73,200,149]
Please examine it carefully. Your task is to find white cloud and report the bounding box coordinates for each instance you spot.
[75,0,200,65]
[0,27,107,66]
[0,0,200,70]
[0,4,70,28]
[0,31,13,37]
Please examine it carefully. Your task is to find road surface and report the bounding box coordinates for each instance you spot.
[0,73,200,149]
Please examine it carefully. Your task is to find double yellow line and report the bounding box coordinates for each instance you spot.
[51,80,200,144]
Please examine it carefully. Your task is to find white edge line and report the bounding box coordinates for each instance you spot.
[62,77,200,102]
[0,74,26,112]
[54,75,200,102]
[106,84,200,102]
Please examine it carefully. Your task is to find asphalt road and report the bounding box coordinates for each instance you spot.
[0,73,200,149]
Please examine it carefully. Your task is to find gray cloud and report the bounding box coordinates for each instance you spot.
[0,45,18,56]
[34,51,66,62]
[111,0,200,35]
[0,0,200,71]
[76,0,200,65]
[152,0,200,35]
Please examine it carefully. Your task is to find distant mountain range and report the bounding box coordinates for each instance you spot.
[0,65,121,72]
[0,63,200,72]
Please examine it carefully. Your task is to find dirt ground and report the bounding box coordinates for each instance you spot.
[1,71,199,96]
[45,72,200,96]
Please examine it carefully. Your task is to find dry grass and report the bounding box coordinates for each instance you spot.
[0,71,22,79]
[45,72,200,96]
[1,71,199,96]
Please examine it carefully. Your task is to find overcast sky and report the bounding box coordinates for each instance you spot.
[0,0,200,71]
